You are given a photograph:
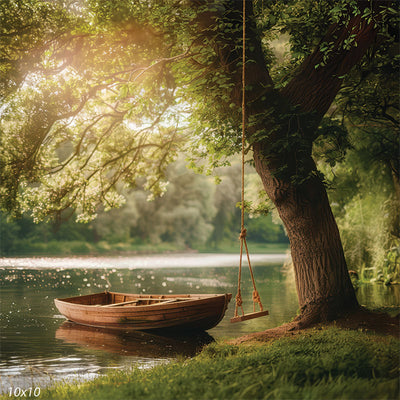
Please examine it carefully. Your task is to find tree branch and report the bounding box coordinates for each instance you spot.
[280,1,388,123]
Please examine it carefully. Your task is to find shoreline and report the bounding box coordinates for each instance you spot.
[0,252,291,269]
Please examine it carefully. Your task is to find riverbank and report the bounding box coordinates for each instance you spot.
[17,326,399,400]
[0,239,289,257]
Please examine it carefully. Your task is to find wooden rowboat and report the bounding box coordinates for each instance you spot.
[54,291,232,331]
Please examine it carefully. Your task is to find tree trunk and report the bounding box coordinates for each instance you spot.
[253,146,360,323]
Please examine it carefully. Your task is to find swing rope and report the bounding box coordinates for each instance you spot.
[232,0,266,321]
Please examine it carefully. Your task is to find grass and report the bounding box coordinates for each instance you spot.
[18,327,399,400]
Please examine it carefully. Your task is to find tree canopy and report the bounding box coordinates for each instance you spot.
[2,0,397,221]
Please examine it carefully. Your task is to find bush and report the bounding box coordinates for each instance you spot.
[69,241,93,255]
[337,193,400,282]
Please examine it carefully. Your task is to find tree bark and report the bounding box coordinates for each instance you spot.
[253,149,359,322]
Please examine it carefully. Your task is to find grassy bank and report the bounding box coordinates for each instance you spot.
[1,239,289,257]
[197,241,289,254]
[26,327,399,400]
[0,239,188,257]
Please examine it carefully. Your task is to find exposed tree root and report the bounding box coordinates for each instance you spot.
[229,308,399,345]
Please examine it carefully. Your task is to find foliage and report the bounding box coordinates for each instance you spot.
[1,0,397,220]
[313,13,400,282]
[1,0,190,220]
[246,214,288,244]
[319,147,400,283]
[1,157,288,255]
[0,0,75,99]
[116,158,216,248]
[31,327,399,400]
[0,210,95,255]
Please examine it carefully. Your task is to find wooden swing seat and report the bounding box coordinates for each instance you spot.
[230,310,269,323]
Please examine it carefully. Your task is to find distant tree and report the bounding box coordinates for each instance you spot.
[1,0,398,325]
[208,162,288,247]
[124,158,215,247]
[0,213,20,255]
[208,163,241,246]
[92,191,139,243]
[246,214,288,244]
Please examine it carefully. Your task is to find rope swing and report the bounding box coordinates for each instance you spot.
[230,0,269,323]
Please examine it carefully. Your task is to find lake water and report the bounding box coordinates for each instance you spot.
[0,253,398,394]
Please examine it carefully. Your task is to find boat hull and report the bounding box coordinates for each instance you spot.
[54,292,232,331]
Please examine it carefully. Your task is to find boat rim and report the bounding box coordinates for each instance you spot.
[54,291,232,310]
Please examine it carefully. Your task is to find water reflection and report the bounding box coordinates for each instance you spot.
[56,322,214,357]
[357,283,400,316]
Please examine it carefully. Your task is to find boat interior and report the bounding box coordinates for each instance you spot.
[59,292,197,307]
